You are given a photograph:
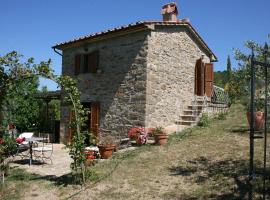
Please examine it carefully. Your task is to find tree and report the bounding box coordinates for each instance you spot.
[0,52,42,131]
[3,76,41,132]
[227,37,270,104]
[226,55,232,82]
[0,51,89,183]
[214,70,227,88]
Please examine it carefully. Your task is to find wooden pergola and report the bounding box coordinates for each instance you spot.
[35,90,61,132]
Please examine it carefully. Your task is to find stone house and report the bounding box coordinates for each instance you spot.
[52,2,219,144]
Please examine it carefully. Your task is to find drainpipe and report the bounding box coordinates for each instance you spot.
[52,47,62,56]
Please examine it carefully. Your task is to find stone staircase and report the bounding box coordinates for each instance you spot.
[176,96,209,128]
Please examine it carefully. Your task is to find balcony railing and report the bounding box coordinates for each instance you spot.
[211,85,230,105]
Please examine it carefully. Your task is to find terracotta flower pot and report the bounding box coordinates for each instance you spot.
[154,134,168,145]
[98,145,115,159]
[246,111,265,131]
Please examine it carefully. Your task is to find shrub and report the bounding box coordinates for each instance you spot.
[216,111,228,120]
[198,113,210,127]
[0,135,17,159]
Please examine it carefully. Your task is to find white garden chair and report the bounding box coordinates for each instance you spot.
[32,138,53,164]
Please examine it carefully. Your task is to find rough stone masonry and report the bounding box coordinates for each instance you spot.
[59,24,211,143]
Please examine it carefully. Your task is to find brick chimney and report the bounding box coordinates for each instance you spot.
[161,2,178,22]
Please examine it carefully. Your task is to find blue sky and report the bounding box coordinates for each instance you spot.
[1,0,269,90]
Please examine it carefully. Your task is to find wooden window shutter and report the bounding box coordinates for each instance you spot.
[195,58,205,96]
[204,63,214,97]
[74,55,81,75]
[90,102,100,139]
[88,51,99,73]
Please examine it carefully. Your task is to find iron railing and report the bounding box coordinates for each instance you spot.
[211,85,230,105]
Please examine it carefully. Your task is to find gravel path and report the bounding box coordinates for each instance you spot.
[10,144,72,177]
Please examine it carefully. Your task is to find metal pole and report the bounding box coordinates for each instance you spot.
[263,43,268,200]
[250,48,255,180]
[249,48,255,200]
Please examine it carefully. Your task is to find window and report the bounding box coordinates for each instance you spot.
[74,51,99,75]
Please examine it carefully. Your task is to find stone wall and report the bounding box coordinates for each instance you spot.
[145,26,210,132]
[60,30,150,142]
[60,24,214,143]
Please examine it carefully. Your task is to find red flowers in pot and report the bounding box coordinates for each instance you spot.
[128,127,148,145]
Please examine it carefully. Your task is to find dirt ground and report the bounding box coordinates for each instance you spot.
[10,144,72,177]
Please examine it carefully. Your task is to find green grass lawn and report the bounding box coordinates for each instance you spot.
[1,104,269,200]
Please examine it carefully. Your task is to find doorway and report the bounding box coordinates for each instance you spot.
[194,58,214,97]
[195,58,205,96]
[81,102,100,145]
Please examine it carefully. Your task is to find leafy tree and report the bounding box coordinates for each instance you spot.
[214,70,227,88]
[0,51,89,183]
[226,37,270,104]
[0,52,42,132]
[226,55,232,82]
[3,76,41,132]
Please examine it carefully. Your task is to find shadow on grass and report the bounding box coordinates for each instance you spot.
[31,173,81,186]
[168,156,270,199]
[6,167,82,186]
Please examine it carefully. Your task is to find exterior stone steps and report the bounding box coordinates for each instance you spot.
[176,96,207,129]
[175,120,197,126]
[192,100,204,104]
[187,105,204,110]
[180,115,198,121]
[183,110,202,115]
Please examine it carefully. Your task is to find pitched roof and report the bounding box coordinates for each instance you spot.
[52,21,217,61]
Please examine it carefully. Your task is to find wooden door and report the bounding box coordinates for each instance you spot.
[68,111,75,144]
[90,102,100,139]
[195,58,205,96]
[204,63,214,97]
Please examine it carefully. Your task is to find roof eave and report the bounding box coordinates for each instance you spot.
[52,23,151,50]
[52,21,218,62]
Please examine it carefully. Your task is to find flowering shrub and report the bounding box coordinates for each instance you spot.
[128,127,148,145]
[0,135,17,161]
[85,151,96,160]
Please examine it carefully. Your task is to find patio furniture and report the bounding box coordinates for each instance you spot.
[21,137,47,165]
[32,138,53,164]
[14,132,34,159]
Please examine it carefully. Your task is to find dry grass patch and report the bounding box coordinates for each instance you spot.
[74,104,269,199]
[1,104,269,199]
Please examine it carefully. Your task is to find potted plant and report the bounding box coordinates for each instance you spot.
[128,127,148,145]
[245,88,265,131]
[97,135,117,159]
[152,126,168,145]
